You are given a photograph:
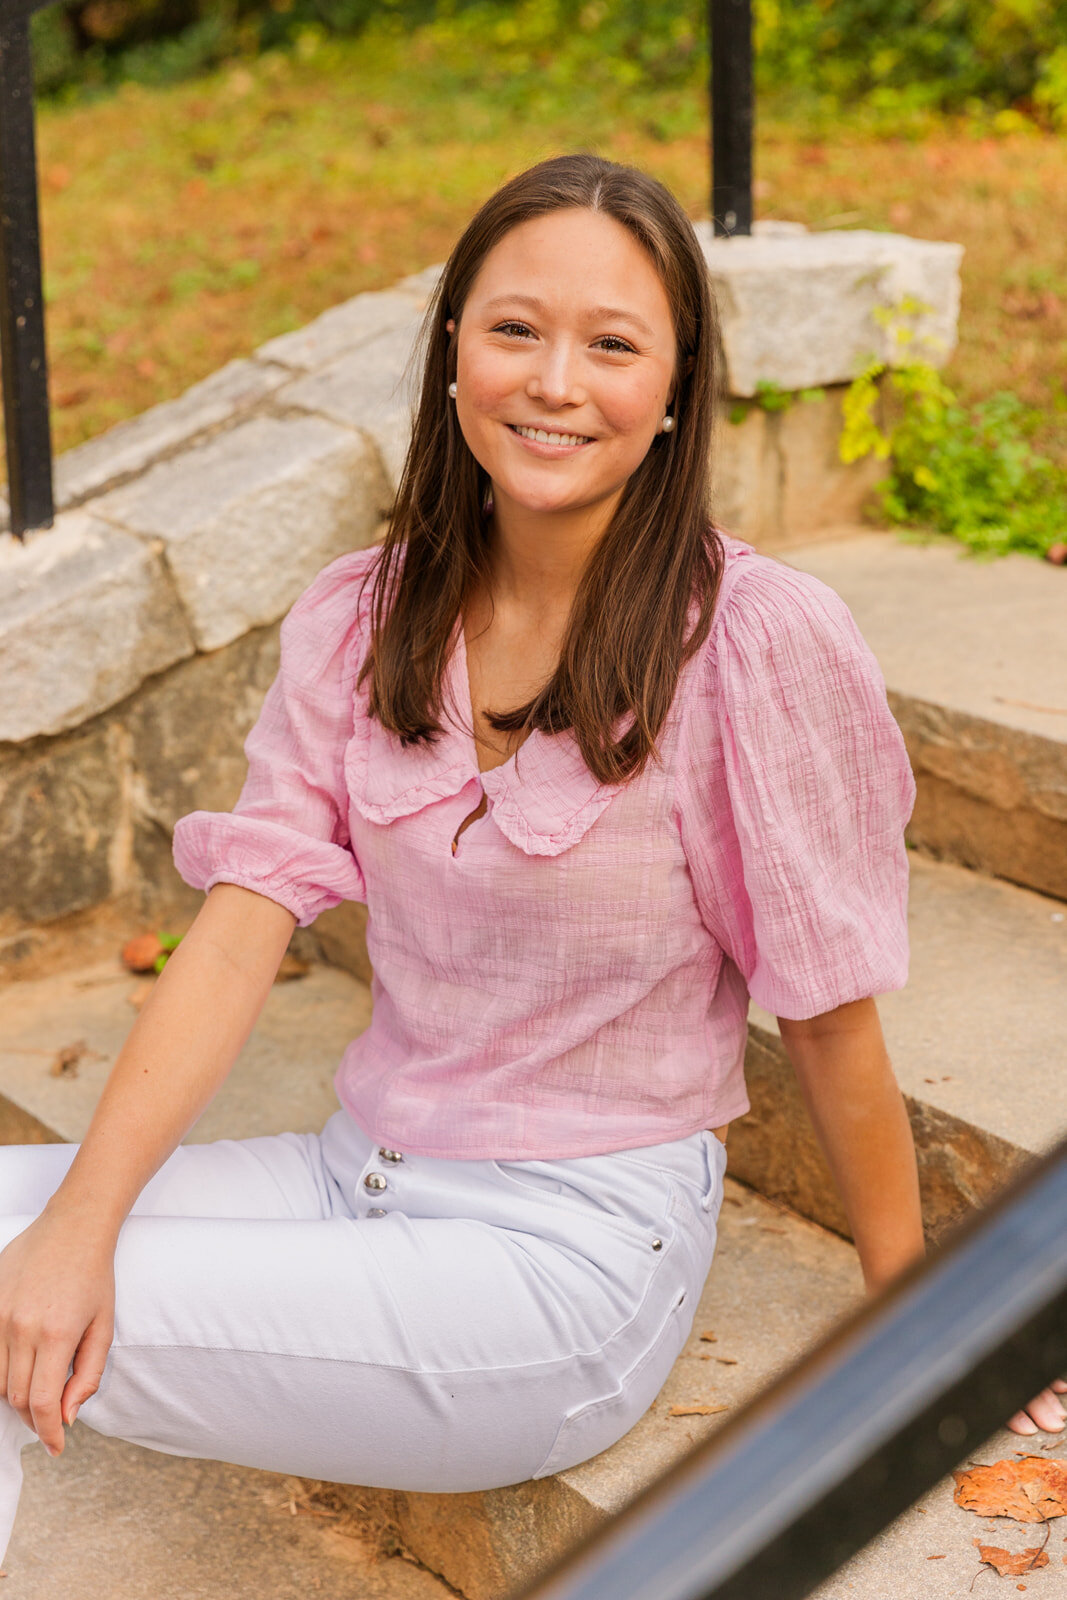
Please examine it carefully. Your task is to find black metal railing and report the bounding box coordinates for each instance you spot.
[710,0,753,237]
[515,1136,1067,1600]
[0,0,54,538]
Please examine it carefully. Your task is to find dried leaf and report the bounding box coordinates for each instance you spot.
[715,1357,739,1366]
[667,1404,729,1417]
[954,1457,1067,1522]
[927,1553,946,1560]
[974,1541,1050,1577]
[698,1330,718,1343]
[48,1039,105,1078]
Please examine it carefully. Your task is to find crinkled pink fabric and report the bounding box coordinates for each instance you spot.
[172,531,916,1159]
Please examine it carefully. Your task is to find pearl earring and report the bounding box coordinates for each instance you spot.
[661,415,675,433]
[448,382,457,399]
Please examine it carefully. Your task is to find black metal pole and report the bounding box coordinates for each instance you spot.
[0,3,54,538]
[710,0,753,237]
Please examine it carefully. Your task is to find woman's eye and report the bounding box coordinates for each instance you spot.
[493,321,535,338]
[595,335,637,354]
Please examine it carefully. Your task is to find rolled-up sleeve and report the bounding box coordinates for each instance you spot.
[172,551,372,927]
[680,558,917,1021]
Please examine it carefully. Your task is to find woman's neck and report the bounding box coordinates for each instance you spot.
[485,488,620,614]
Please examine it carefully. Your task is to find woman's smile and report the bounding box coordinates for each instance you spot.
[505,421,596,455]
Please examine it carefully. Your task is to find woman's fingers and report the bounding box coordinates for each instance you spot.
[61,1313,113,1427]
[26,1337,75,1456]
[1052,1378,1067,1395]
[4,1337,38,1437]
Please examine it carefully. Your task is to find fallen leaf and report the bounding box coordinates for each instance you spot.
[668,1404,729,1417]
[927,1553,946,1559]
[954,1457,1067,1522]
[973,1539,1050,1577]
[49,1039,105,1078]
[716,1358,739,1365]
[698,1331,717,1343]
[122,933,164,972]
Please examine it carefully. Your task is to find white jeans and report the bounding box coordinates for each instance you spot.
[0,1110,727,1562]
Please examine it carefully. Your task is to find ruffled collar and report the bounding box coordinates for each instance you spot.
[346,614,625,857]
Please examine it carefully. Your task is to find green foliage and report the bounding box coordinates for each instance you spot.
[841,362,1067,559]
[29,0,1067,123]
[728,382,826,425]
[152,930,183,973]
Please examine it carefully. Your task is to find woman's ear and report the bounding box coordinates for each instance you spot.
[446,317,456,335]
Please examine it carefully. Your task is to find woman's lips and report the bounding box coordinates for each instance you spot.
[506,422,596,455]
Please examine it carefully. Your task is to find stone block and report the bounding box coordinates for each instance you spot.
[777,385,888,541]
[782,531,1067,902]
[695,222,963,396]
[95,414,390,651]
[255,289,427,372]
[725,1024,1026,1243]
[310,899,373,985]
[54,358,290,508]
[126,622,282,834]
[0,509,195,743]
[279,317,423,489]
[896,699,1067,902]
[711,404,777,544]
[0,724,125,924]
[393,262,445,302]
[713,386,888,548]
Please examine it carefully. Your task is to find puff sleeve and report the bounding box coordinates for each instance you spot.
[679,558,916,1020]
[171,550,373,927]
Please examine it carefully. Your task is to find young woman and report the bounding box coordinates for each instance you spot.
[0,153,1060,1564]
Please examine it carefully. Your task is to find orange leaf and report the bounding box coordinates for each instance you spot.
[954,1457,1067,1522]
[974,1542,1050,1577]
[667,1404,729,1417]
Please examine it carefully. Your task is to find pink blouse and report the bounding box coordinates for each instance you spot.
[172,531,916,1159]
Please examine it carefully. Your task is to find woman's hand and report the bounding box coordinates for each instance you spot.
[1007,1378,1067,1437]
[0,1208,116,1458]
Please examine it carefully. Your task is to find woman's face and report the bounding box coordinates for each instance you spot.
[448,207,678,526]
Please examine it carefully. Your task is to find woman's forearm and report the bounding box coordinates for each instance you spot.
[778,997,924,1293]
[42,883,297,1243]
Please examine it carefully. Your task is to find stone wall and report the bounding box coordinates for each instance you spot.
[0,232,962,979]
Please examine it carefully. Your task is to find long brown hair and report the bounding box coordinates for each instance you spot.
[359,153,725,786]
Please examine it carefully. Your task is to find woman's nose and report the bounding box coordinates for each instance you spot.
[526,342,585,409]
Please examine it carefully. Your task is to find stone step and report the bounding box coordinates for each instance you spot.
[0,931,1061,1597]
[732,848,1067,1241]
[0,959,368,1148]
[3,1164,1048,1600]
[779,528,1067,905]
[3,1419,453,1598]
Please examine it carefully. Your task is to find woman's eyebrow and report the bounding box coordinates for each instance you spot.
[481,293,656,340]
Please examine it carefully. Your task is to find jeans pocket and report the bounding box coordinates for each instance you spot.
[489,1155,677,1252]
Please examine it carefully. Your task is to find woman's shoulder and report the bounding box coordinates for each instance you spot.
[278,542,386,680]
[702,528,874,679]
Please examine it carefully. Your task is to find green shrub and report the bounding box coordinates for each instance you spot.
[842,362,1067,559]
[29,0,1067,119]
